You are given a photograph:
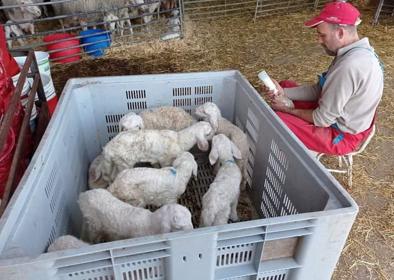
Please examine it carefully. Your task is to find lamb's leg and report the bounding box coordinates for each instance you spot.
[29,24,35,35]
[230,199,239,222]
[213,208,230,226]
[82,221,101,244]
[126,19,133,34]
[119,21,124,36]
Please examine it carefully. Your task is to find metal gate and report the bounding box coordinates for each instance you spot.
[182,0,330,21]
[1,0,183,63]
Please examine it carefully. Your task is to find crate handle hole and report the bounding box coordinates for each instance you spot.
[182,256,187,262]
[198,253,203,259]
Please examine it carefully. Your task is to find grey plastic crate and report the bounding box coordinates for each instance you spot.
[0,70,358,280]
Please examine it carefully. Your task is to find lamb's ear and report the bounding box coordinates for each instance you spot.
[192,161,198,178]
[89,166,101,182]
[208,115,219,132]
[197,138,209,151]
[209,146,219,165]
[231,141,242,160]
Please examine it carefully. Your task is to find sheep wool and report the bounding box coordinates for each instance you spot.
[79,189,193,243]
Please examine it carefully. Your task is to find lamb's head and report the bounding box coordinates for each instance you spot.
[155,204,193,233]
[104,12,119,31]
[88,154,111,189]
[189,121,213,151]
[173,152,198,179]
[20,0,42,18]
[119,112,144,132]
[194,102,221,132]
[209,134,242,165]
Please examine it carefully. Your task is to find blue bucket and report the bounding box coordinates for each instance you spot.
[80,29,111,57]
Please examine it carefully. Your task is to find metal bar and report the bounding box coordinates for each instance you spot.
[185,1,257,11]
[0,70,40,215]
[255,2,313,15]
[184,0,306,5]
[373,0,385,25]
[189,9,254,20]
[0,53,32,152]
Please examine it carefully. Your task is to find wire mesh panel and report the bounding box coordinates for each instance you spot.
[182,0,330,20]
[0,0,183,63]
[183,0,257,20]
[373,0,394,25]
[254,0,330,20]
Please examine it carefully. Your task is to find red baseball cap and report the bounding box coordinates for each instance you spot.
[304,1,361,28]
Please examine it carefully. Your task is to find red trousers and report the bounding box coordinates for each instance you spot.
[276,80,373,155]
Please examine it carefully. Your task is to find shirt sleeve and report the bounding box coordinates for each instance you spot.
[284,83,321,101]
[312,64,354,127]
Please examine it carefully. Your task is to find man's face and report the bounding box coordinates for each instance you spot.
[316,22,341,56]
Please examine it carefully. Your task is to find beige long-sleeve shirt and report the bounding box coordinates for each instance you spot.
[284,38,384,134]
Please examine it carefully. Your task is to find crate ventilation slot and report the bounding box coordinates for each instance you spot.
[44,166,57,199]
[173,98,192,107]
[48,226,56,248]
[194,96,212,105]
[216,243,256,267]
[65,267,114,280]
[195,85,213,95]
[258,273,287,280]
[173,87,192,96]
[105,114,124,135]
[54,200,65,227]
[281,195,298,216]
[126,89,146,99]
[127,101,147,111]
[120,259,165,280]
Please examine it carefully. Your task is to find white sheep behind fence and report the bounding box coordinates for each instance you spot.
[4,21,25,48]
[104,7,133,36]
[51,0,133,31]
[195,102,250,190]
[2,0,41,35]
[100,121,213,183]
[200,134,242,227]
[79,189,193,243]
[108,152,198,207]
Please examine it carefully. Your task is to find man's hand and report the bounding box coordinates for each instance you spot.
[271,101,292,113]
[260,78,285,102]
[260,79,294,109]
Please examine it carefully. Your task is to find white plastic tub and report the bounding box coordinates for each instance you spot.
[0,71,358,280]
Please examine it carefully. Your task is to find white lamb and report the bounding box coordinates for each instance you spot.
[119,106,195,132]
[79,189,193,243]
[200,134,242,227]
[195,102,249,190]
[47,235,89,252]
[118,111,144,132]
[4,21,25,48]
[100,121,212,182]
[108,152,197,207]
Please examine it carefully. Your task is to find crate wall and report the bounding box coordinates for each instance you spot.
[0,71,358,280]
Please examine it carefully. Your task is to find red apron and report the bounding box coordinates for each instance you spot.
[276,80,374,155]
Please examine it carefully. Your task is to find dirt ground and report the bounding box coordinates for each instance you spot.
[51,7,393,280]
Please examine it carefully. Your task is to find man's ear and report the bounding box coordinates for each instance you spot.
[338,27,345,40]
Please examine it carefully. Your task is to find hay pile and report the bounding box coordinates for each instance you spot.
[51,8,394,280]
